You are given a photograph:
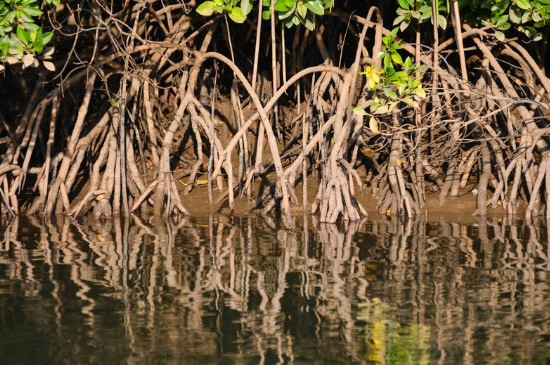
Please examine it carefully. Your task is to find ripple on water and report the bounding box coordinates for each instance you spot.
[0,215,549,364]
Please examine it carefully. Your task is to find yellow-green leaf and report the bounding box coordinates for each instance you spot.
[388,101,399,112]
[196,1,221,16]
[353,107,368,116]
[228,7,246,23]
[374,105,389,114]
[369,117,380,134]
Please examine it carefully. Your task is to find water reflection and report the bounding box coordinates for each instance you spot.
[0,215,549,364]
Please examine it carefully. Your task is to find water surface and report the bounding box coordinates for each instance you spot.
[0,215,549,364]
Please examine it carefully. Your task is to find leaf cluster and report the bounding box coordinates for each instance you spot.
[196,0,251,23]
[0,0,57,72]
[354,29,426,134]
[196,0,334,30]
[394,0,550,41]
[459,0,550,41]
[394,0,447,31]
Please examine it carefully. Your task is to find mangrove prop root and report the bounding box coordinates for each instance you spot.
[0,4,549,224]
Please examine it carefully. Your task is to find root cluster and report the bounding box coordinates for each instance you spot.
[0,3,549,223]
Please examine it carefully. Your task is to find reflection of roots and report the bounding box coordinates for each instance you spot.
[4,213,549,362]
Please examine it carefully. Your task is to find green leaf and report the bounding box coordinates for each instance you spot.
[228,6,246,23]
[383,54,392,69]
[33,36,43,53]
[0,42,9,56]
[241,0,253,15]
[274,0,290,12]
[515,0,531,10]
[279,3,296,20]
[508,8,521,24]
[384,88,398,99]
[30,28,37,43]
[369,101,379,113]
[419,5,432,21]
[393,15,406,25]
[304,11,315,30]
[297,2,307,19]
[196,1,221,16]
[353,107,368,116]
[374,105,389,114]
[41,32,53,45]
[16,25,28,45]
[391,52,403,65]
[23,6,42,17]
[20,12,34,23]
[304,0,324,15]
[494,30,505,42]
[397,0,410,10]
[437,14,447,29]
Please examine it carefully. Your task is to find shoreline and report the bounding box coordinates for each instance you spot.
[176,179,514,225]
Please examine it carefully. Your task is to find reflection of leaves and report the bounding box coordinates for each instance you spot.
[358,299,431,365]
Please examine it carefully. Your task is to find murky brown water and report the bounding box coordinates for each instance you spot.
[0,215,549,364]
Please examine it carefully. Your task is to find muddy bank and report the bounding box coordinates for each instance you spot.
[177,175,511,225]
